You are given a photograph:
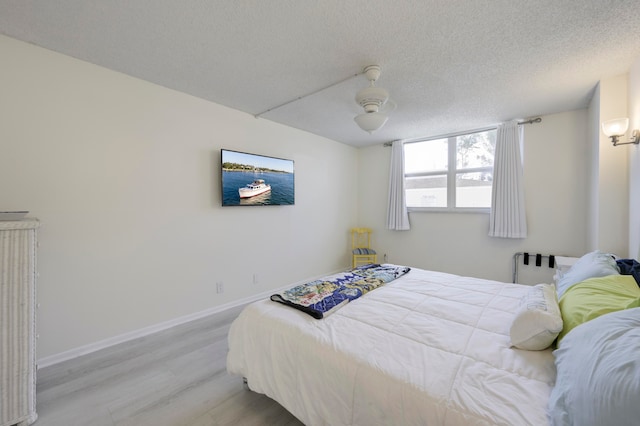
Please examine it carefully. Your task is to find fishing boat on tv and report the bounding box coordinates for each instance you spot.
[238,179,271,198]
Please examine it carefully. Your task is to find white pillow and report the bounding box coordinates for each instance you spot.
[548,307,640,425]
[510,283,563,350]
[556,250,619,297]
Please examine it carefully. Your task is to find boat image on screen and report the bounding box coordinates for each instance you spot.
[239,179,271,198]
[221,149,294,206]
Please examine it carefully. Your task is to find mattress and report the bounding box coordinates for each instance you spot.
[227,266,556,425]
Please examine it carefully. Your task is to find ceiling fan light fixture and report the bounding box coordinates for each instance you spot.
[355,86,389,111]
[354,65,393,134]
[354,111,388,134]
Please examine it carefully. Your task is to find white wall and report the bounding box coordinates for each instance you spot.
[357,110,590,284]
[0,35,358,360]
[587,84,601,251]
[629,58,640,259]
[591,74,630,256]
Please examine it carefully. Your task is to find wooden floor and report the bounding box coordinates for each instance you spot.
[35,304,304,426]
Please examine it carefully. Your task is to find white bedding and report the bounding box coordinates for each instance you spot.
[227,266,556,425]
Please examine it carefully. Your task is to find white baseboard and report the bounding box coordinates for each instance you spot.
[37,267,348,369]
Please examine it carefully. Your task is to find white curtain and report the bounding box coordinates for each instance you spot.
[387,140,410,230]
[489,120,527,238]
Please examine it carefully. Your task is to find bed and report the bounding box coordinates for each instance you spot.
[227,256,640,425]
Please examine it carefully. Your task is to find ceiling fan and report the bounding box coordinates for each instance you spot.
[255,64,395,134]
[354,65,394,134]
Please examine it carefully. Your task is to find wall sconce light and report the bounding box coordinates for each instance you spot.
[601,117,640,146]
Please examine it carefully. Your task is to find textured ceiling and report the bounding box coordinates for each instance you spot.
[1,0,640,147]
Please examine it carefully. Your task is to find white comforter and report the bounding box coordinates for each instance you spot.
[227,267,556,425]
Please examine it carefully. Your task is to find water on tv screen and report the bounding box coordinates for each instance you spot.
[221,149,295,206]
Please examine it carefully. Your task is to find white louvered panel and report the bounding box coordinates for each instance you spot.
[0,220,39,426]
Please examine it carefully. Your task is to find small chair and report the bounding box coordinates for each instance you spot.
[351,227,377,268]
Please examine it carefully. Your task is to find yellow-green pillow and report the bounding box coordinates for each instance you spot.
[557,275,640,344]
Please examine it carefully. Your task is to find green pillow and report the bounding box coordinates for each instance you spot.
[557,275,640,344]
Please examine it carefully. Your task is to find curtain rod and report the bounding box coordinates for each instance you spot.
[382,117,542,147]
[518,117,542,125]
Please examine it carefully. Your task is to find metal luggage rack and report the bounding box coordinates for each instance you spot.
[512,252,567,283]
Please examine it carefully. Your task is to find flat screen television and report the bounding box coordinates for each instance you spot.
[221,149,295,206]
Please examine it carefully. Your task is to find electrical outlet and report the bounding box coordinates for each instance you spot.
[253,273,258,285]
[384,253,388,262]
[216,281,224,294]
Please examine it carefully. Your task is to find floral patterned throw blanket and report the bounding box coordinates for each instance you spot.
[270,264,411,319]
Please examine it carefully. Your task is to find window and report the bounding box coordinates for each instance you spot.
[404,128,496,211]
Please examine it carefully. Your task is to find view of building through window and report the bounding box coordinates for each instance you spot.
[404,129,496,209]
